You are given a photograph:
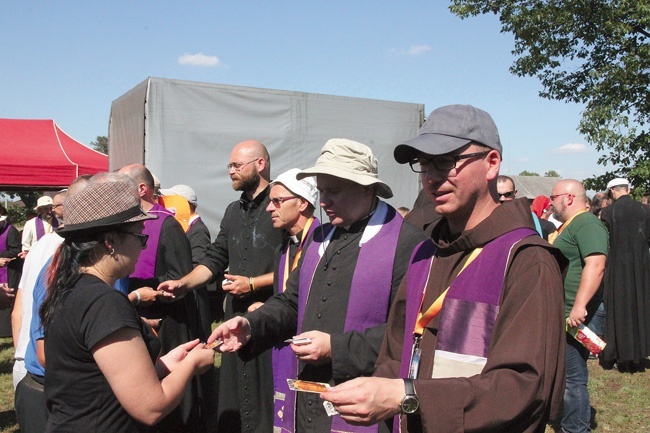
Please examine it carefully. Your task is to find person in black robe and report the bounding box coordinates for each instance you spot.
[158,140,283,433]
[600,178,650,372]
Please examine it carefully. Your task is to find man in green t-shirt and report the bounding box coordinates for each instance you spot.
[549,179,608,433]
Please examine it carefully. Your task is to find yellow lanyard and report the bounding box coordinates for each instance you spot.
[413,247,483,335]
[281,217,315,292]
[548,210,586,245]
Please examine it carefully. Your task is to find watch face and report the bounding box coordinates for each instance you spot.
[401,395,419,414]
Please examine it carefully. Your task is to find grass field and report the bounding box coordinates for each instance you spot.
[0,338,647,432]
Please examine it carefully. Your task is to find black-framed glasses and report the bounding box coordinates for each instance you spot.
[549,193,574,202]
[269,196,298,207]
[119,231,149,247]
[226,159,258,171]
[409,151,490,173]
[498,191,516,199]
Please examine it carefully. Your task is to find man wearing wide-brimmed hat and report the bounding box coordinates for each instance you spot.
[20,196,59,253]
[210,138,426,433]
[320,105,567,433]
[599,177,650,372]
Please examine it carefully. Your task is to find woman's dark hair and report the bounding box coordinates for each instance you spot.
[39,231,111,330]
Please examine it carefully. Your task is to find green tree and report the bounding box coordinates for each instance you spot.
[0,191,42,226]
[91,136,108,154]
[544,170,561,178]
[450,1,650,193]
[519,170,540,177]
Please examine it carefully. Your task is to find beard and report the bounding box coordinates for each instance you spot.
[232,170,260,193]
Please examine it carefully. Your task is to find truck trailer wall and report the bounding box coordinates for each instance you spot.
[109,77,424,235]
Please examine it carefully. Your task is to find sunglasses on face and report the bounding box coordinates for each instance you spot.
[269,196,298,207]
[118,230,149,247]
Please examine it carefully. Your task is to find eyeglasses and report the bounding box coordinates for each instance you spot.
[119,230,149,247]
[269,196,298,207]
[409,151,490,173]
[498,191,516,199]
[226,159,258,171]
[549,193,574,201]
[52,204,63,209]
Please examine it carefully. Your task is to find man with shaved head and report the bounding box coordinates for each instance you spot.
[159,140,282,433]
[549,179,608,433]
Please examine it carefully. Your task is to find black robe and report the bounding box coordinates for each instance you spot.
[201,186,283,433]
[600,195,650,363]
[242,208,426,433]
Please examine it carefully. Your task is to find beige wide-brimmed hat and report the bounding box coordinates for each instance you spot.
[297,138,393,199]
[34,196,53,211]
[57,179,156,237]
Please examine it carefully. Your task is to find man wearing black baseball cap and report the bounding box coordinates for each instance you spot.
[322,105,567,433]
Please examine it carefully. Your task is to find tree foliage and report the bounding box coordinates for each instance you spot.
[544,170,561,178]
[519,170,540,176]
[91,136,108,154]
[450,1,650,192]
[0,191,41,226]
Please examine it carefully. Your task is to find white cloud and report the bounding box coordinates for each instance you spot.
[407,44,431,55]
[553,143,591,154]
[178,53,220,67]
[389,44,432,56]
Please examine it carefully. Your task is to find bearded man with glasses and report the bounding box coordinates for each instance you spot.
[159,140,283,433]
[321,104,567,433]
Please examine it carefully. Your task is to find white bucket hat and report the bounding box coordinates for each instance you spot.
[606,178,629,189]
[297,138,393,199]
[271,168,318,208]
[34,196,53,211]
[160,184,198,207]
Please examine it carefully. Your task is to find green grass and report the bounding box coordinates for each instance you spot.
[0,339,19,433]
[0,338,647,432]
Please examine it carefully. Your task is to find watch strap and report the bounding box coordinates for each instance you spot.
[404,378,416,396]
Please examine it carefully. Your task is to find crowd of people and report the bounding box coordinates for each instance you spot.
[0,103,648,433]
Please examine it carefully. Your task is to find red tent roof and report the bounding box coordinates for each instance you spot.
[0,118,108,190]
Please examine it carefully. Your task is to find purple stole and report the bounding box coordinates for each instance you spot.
[272,218,320,433]
[396,227,536,431]
[0,223,11,284]
[399,228,536,376]
[131,204,172,279]
[282,202,402,433]
[35,216,58,241]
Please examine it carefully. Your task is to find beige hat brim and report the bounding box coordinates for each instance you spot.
[297,165,393,199]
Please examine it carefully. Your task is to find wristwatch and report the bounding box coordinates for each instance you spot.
[400,379,420,414]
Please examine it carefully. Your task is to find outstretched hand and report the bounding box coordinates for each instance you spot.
[207,316,252,352]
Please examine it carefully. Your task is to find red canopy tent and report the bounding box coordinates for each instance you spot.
[0,118,108,190]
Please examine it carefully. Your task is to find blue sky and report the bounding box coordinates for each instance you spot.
[1,1,609,181]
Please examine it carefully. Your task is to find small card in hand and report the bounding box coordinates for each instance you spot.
[284,337,312,345]
[287,379,330,393]
[205,340,223,350]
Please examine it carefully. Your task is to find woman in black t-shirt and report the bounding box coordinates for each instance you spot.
[39,176,215,433]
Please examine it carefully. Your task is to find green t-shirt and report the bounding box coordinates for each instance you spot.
[553,211,609,316]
